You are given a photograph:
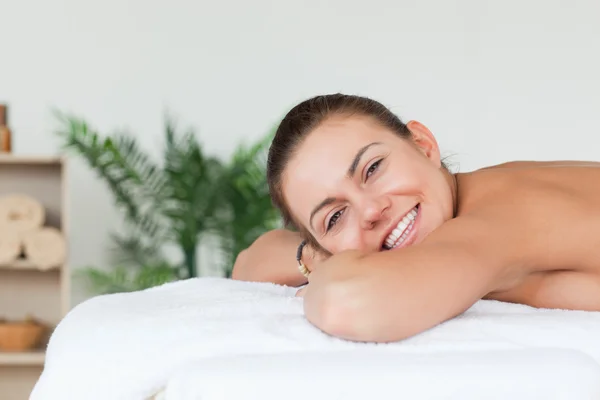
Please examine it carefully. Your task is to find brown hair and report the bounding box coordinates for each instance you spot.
[267,93,423,253]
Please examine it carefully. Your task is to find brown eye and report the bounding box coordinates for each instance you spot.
[366,159,382,179]
[326,209,344,232]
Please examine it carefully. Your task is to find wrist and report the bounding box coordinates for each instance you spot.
[297,240,310,278]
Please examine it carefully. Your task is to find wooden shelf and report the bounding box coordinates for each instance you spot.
[0,259,59,271]
[0,350,45,366]
[0,152,68,399]
[0,155,63,165]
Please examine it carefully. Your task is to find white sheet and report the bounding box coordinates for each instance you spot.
[31,277,600,400]
[162,349,600,400]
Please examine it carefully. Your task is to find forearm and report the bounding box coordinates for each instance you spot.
[342,244,497,341]
[306,226,511,343]
[231,229,309,287]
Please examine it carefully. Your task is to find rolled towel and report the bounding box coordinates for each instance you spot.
[22,227,66,270]
[0,229,21,265]
[0,194,45,233]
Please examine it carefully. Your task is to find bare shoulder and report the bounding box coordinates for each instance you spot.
[460,161,600,311]
[477,160,600,171]
[456,160,600,274]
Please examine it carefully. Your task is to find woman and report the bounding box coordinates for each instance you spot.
[232,93,600,343]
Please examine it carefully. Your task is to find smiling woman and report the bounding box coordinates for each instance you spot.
[232,93,600,343]
[266,94,456,257]
[278,115,456,257]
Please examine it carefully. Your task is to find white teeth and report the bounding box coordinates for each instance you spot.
[383,206,419,249]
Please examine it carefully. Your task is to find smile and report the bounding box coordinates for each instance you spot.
[382,204,420,250]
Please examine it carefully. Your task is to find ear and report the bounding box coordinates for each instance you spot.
[406,120,442,168]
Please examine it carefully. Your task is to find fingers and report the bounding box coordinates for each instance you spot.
[295,286,306,297]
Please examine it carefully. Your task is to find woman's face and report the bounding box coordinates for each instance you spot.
[282,114,455,255]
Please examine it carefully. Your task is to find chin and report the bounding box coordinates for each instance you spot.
[414,205,445,243]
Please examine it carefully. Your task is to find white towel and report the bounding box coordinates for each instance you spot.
[31,277,600,400]
[161,349,600,400]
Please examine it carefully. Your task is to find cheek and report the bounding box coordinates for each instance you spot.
[420,172,454,237]
[421,207,445,237]
[320,215,365,254]
[404,161,444,197]
[380,160,430,194]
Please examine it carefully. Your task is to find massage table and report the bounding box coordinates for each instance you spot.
[30,278,600,399]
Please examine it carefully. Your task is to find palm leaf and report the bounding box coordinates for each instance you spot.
[75,266,133,294]
[54,111,167,239]
[160,120,225,276]
[131,262,178,290]
[107,231,167,269]
[76,263,177,294]
[55,109,280,288]
[213,131,280,276]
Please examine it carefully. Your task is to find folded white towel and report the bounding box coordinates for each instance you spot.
[31,277,600,400]
[162,349,600,400]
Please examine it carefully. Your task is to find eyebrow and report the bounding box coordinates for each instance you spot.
[309,141,382,230]
[346,142,382,178]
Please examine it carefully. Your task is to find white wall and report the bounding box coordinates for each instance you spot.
[2,0,599,305]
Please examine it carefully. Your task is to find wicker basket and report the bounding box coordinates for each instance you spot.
[0,319,45,352]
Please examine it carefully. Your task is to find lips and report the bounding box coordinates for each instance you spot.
[381,204,420,250]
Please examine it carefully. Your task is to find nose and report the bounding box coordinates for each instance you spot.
[359,195,390,230]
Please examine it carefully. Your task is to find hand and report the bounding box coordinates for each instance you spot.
[293,243,333,296]
[296,249,365,294]
[298,250,368,335]
[231,229,328,287]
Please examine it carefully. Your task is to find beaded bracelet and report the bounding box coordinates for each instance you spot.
[296,240,310,278]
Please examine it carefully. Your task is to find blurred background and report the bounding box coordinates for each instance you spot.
[2,0,599,304]
[0,0,599,397]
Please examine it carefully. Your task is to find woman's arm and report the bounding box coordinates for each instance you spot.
[302,216,521,342]
[231,229,324,287]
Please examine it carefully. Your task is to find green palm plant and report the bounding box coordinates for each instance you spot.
[214,131,282,277]
[54,111,279,294]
